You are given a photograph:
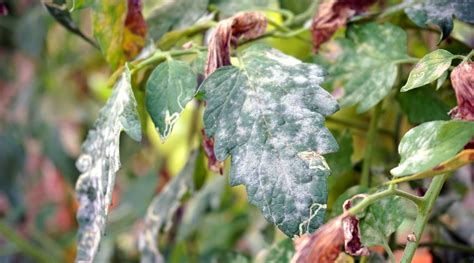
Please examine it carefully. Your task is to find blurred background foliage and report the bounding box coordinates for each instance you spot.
[0,0,473,262]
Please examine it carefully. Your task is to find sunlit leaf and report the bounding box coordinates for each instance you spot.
[330,23,410,113]
[201,44,339,236]
[75,66,141,262]
[401,49,454,92]
[145,60,197,140]
[139,151,198,263]
[405,0,474,40]
[359,196,405,246]
[391,120,474,177]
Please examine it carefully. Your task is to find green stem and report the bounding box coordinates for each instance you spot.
[360,103,382,188]
[0,221,51,263]
[462,49,474,63]
[400,174,449,263]
[382,237,396,263]
[326,115,394,137]
[393,189,423,207]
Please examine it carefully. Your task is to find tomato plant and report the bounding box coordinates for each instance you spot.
[1,0,474,262]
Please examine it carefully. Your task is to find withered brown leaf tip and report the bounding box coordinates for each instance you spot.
[205,11,267,77]
[450,62,474,121]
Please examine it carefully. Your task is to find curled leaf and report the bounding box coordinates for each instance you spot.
[450,62,474,121]
[342,196,369,256]
[205,11,267,76]
[123,0,147,59]
[310,0,377,52]
[201,130,224,174]
[291,217,344,263]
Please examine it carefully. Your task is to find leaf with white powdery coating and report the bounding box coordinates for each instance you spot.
[201,44,339,236]
[139,151,198,263]
[75,66,141,262]
[391,120,474,177]
[359,196,405,246]
[401,49,454,92]
[330,23,410,113]
[146,60,197,141]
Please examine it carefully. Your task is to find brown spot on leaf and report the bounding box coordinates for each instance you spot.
[432,164,445,171]
[205,11,267,77]
[311,0,377,52]
[123,0,147,59]
[202,129,224,175]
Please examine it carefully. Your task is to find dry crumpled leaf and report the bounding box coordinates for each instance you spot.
[291,217,344,263]
[450,62,474,121]
[202,11,267,173]
[123,0,148,59]
[342,197,369,256]
[205,11,267,77]
[311,0,377,52]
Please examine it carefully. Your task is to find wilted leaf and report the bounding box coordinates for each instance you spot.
[401,49,454,91]
[391,120,474,177]
[310,0,377,52]
[139,151,198,263]
[405,0,474,40]
[450,62,474,121]
[264,238,295,263]
[177,176,226,241]
[145,60,197,140]
[397,88,450,125]
[43,0,98,47]
[201,44,339,236]
[342,197,369,256]
[291,217,344,263]
[359,196,405,246]
[205,11,267,76]
[202,130,224,174]
[143,0,208,40]
[329,23,410,113]
[75,66,141,262]
[123,0,148,59]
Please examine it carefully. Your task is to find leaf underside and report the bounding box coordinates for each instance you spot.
[330,23,410,113]
[75,66,141,262]
[201,44,339,236]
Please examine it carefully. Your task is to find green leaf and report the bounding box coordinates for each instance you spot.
[360,196,405,246]
[436,70,449,90]
[264,238,295,263]
[139,151,198,263]
[177,176,226,241]
[391,120,474,177]
[401,49,454,92]
[405,0,474,40]
[201,44,339,236]
[397,88,450,125]
[143,0,208,40]
[330,23,410,113]
[70,0,95,10]
[92,0,127,69]
[210,0,277,17]
[146,60,197,140]
[75,66,141,262]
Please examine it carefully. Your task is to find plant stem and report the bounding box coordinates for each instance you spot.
[382,237,396,263]
[462,49,474,63]
[326,115,393,137]
[0,221,51,263]
[400,174,449,263]
[360,103,382,188]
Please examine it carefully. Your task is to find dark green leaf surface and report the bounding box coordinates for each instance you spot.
[75,66,141,262]
[330,23,410,113]
[405,0,474,40]
[146,60,197,140]
[401,49,454,92]
[264,238,295,263]
[139,151,198,263]
[391,120,474,177]
[201,44,339,236]
[397,88,450,125]
[360,196,405,246]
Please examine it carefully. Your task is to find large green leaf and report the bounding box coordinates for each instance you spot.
[146,60,197,140]
[397,88,450,125]
[143,0,208,40]
[360,196,405,246]
[391,120,474,177]
[139,151,198,263]
[201,44,339,236]
[401,49,454,92]
[330,23,410,113]
[405,0,474,40]
[75,66,141,262]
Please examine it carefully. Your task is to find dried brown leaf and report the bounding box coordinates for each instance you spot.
[205,11,267,77]
[123,0,147,59]
[202,129,224,175]
[450,62,474,121]
[311,0,377,52]
[342,197,369,256]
